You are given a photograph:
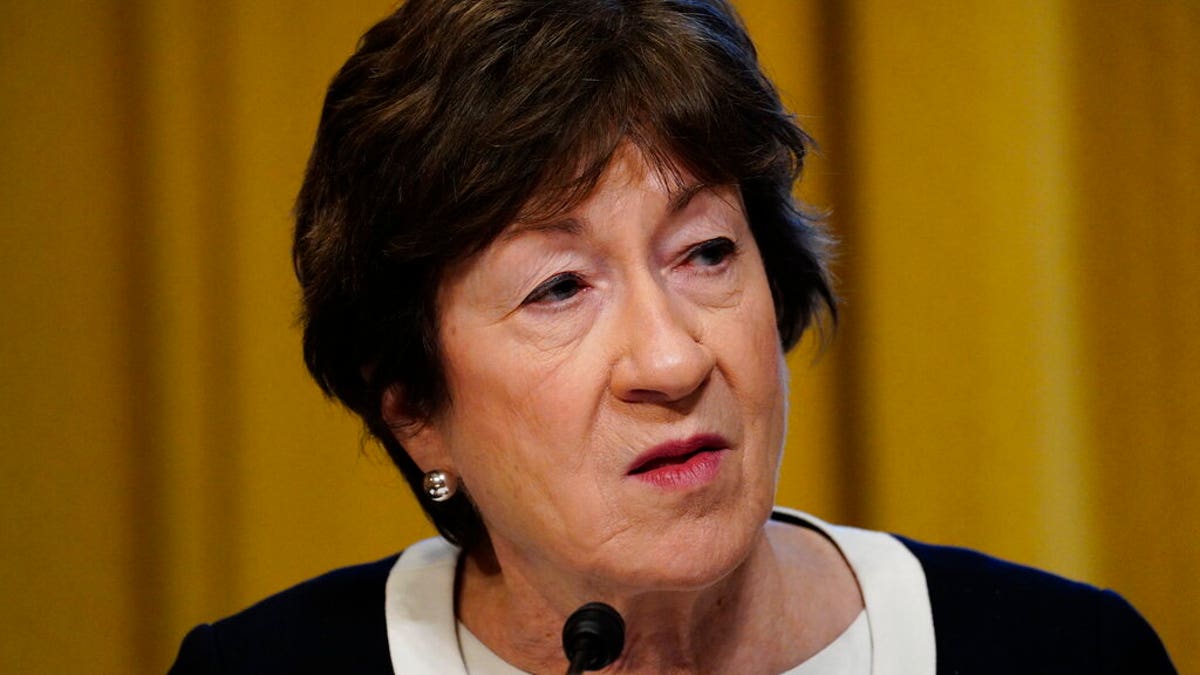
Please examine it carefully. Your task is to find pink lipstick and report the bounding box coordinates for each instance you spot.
[626,433,729,489]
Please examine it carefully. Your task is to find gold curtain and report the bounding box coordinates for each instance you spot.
[1,1,1195,671]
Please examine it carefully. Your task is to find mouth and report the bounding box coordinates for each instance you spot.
[626,433,730,488]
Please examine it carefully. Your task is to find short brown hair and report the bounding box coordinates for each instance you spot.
[293,0,835,548]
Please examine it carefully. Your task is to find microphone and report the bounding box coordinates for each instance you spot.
[562,602,625,675]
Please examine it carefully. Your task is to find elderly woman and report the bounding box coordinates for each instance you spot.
[171,1,1174,673]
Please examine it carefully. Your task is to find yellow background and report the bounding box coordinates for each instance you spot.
[1,1,1196,671]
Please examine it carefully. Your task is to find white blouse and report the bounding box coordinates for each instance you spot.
[383,509,936,674]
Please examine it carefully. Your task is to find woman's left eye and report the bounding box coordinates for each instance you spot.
[686,237,737,268]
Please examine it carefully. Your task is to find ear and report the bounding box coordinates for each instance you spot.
[380,384,454,474]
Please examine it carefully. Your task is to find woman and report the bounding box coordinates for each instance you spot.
[172,0,1174,673]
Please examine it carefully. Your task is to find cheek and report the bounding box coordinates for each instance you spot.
[723,272,788,467]
[439,331,597,486]
[728,277,785,398]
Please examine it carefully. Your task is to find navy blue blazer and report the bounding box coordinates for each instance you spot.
[170,535,1176,674]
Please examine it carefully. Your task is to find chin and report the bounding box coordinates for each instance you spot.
[597,501,770,594]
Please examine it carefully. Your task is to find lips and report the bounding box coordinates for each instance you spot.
[626,433,730,476]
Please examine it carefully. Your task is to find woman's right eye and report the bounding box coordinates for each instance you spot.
[522,272,586,306]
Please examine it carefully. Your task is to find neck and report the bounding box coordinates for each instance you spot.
[457,522,857,674]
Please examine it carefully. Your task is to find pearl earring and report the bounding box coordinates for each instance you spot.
[422,469,457,502]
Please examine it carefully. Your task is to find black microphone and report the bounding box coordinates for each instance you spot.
[562,602,625,675]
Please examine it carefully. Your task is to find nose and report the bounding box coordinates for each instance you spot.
[609,276,715,404]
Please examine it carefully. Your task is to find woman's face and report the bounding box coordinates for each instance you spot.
[399,146,787,594]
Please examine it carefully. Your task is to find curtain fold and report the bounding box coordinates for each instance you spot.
[1,1,1194,671]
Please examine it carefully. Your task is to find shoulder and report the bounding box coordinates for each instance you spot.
[896,536,1176,674]
[168,554,399,675]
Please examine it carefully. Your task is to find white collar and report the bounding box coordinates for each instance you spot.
[384,509,935,674]
[384,536,465,672]
[773,508,936,675]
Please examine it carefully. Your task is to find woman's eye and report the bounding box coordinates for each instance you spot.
[687,237,737,267]
[522,272,586,305]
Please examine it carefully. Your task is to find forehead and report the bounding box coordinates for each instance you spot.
[502,146,721,243]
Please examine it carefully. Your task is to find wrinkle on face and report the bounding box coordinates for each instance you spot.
[425,144,786,604]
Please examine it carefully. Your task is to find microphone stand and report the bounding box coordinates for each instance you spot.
[566,649,593,675]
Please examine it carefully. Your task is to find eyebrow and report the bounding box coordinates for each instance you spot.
[666,182,713,214]
[498,216,584,242]
[500,182,718,243]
